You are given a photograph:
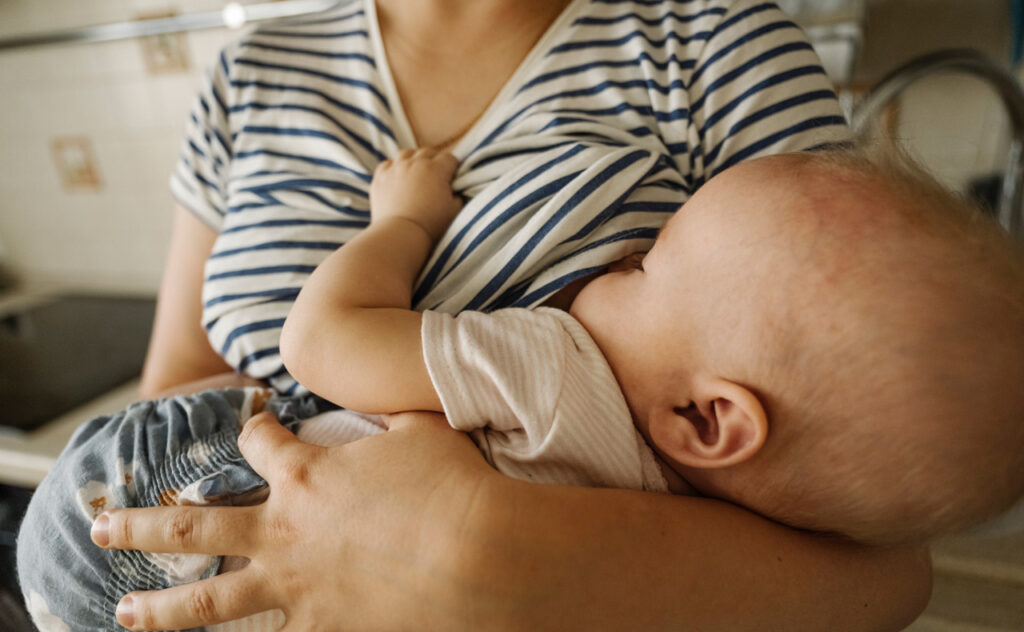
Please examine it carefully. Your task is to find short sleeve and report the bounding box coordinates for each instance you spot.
[421,308,566,436]
[685,0,851,184]
[169,47,237,230]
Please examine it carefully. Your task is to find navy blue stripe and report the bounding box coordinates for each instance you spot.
[234,58,388,107]
[231,101,395,148]
[230,80,392,134]
[477,78,687,151]
[510,226,662,306]
[617,201,683,214]
[195,96,232,158]
[211,82,229,119]
[218,318,286,355]
[510,266,604,308]
[205,288,300,309]
[254,28,369,40]
[574,8,726,28]
[213,129,232,160]
[292,189,372,216]
[549,103,689,123]
[666,141,689,155]
[222,218,367,235]
[237,169,301,178]
[207,264,317,281]
[520,54,697,94]
[414,145,587,304]
[209,240,341,259]
[239,175,369,198]
[226,189,369,218]
[560,150,652,243]
[549,29,712,54]
[466,143,564,171]
[188,139,207,160]
[219,50,230,79]
[711,3,782,43]
[715,116,848,173]
[704,89,838,166]
[236,147,373,180]
[240,41,375,66]
[230,81,394,137]
[192,170,221,198]
[237,125,388,163]
[447,173,581,279]
[237,346,281,373]
[690,17,799,88]
[561,226,662,262]
[464,151,649,311]
[209,73,230,118]
[691,42,816,114]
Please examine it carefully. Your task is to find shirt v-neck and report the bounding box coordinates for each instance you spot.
[366,0,586,158]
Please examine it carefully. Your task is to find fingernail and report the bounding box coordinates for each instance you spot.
[116,595,135,628]
[91,513,109,547]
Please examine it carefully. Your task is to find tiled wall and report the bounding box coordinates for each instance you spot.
[0,1,239,294]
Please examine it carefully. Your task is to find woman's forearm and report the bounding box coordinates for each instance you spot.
[139,206,236,398]
[457,478,933,631]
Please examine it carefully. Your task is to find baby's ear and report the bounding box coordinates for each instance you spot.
[649,377,767,469]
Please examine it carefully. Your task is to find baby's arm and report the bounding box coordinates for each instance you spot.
[280,149,461,413]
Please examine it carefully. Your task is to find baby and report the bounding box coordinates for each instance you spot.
[282,146,1024,546]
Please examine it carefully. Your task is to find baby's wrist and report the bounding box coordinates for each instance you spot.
[371,215,441,243]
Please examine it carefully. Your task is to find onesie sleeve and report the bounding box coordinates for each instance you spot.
[169,46,238,230]
[684,0,851,185]
[421,308,567,438]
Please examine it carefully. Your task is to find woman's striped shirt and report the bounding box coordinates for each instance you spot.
[170,0,849,394]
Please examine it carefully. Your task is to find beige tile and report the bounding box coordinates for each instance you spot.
[934,532,1024,570]
[921,570,1024,630]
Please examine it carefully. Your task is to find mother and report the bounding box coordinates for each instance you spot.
[101,0,929,628]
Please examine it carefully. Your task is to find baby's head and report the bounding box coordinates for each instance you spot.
[571,145,1024,545]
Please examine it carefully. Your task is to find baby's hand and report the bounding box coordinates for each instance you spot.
[370,148,461,242]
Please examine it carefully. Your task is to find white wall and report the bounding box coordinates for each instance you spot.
[0,0,239,294]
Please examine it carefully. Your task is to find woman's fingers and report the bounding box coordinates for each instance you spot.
[93,504,258,556]
[116,567,277,631]
[237,411,318,482]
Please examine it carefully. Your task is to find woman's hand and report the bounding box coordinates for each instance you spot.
[91,411,496,631]
[91,411,932,632]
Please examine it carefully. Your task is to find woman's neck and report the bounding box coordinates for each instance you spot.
[374,0,572,149]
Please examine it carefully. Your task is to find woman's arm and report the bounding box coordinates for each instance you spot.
[465,475,932,631]
[138,206,263,398]
[94,412,932,632]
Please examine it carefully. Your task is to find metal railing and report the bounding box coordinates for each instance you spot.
[852,49,1024,243]
[0,0,338,52]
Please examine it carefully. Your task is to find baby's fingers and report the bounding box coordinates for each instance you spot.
[115,567,277,631]
[92,505,259,556]
[434,149,458,174]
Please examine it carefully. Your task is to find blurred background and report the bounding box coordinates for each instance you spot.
[0,1,1022,630]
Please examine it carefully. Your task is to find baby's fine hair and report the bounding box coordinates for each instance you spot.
[749,141,1024,545]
